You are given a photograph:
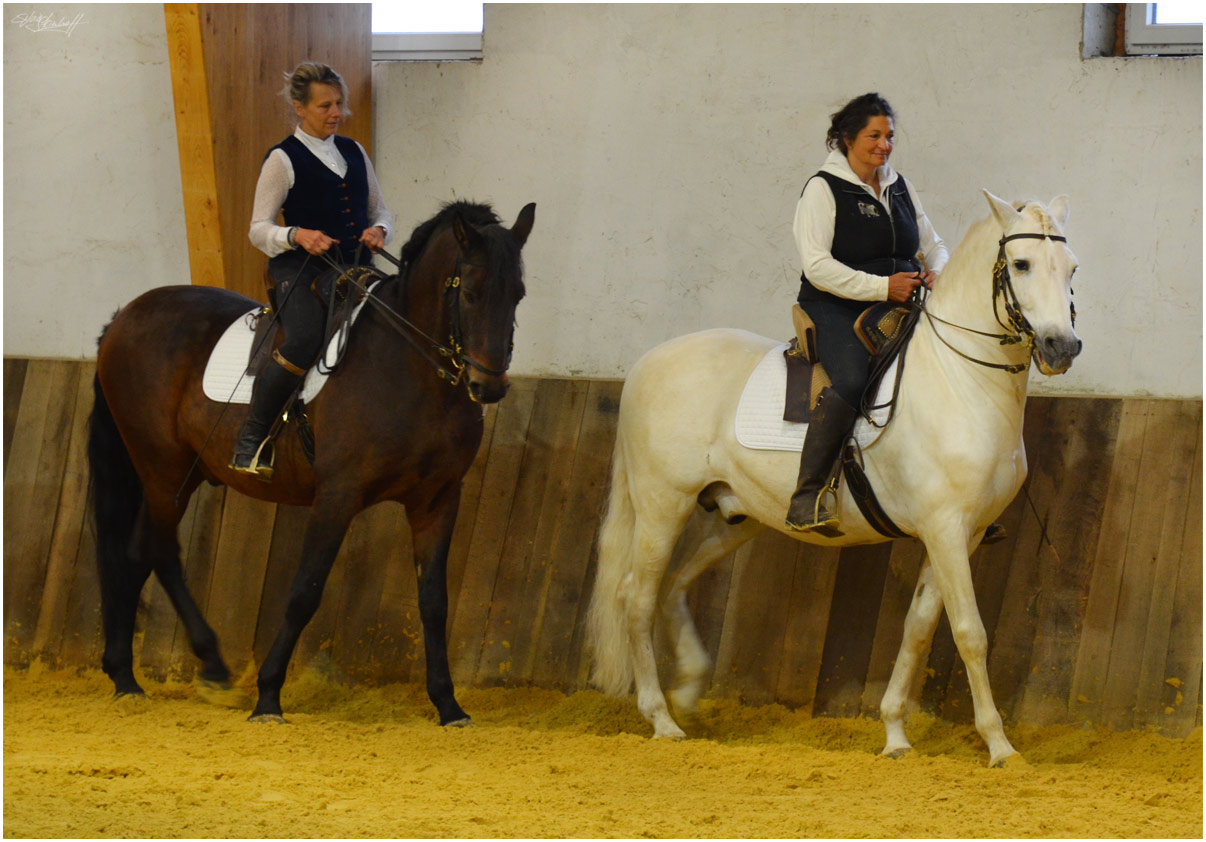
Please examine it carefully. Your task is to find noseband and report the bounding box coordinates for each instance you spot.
[920,231,1072,374]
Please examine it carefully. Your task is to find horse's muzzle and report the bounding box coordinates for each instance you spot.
[467,372,510,404]
[1035,333,1082,376]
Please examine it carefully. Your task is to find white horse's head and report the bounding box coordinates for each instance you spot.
[983,190,1082,375]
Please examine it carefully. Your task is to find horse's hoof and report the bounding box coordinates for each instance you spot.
[248,713,288,725]
[443,717,473,729]
[196,680,251,710]
[990,752,1029,770]
[881,746,912,760]
[113,689,148,706]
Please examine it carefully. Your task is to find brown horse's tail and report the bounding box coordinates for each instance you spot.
[87,370,144,609]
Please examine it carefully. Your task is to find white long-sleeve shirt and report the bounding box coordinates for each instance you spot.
[792,149,948,301]
[248,127,394,257]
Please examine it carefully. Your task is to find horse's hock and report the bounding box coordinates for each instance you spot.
[3,357,1201,736]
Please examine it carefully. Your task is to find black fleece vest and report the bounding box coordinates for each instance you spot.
[798,170,921,306]
[272,134,370,262]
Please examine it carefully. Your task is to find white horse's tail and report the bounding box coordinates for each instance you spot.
[587,438,639,696]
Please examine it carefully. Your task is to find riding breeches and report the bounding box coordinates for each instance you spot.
[267,248,373,371]
[801,297,872,408]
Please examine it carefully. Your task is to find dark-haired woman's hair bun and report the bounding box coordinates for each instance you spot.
[826,93,895,154]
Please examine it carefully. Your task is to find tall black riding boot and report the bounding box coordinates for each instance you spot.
[229,359,302,481]
[785,387,860,534]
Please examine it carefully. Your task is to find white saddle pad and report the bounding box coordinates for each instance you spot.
[201,288,375,405]
[734,343,894,452]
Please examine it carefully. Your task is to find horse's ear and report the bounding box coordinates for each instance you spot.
[983,189,1020,231]
[510,202,536,248]
[1048,195,1071,230]
[452,212,483,254]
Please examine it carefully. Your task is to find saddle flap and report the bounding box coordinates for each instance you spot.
[246,308,280,376]
[783,348,831,423]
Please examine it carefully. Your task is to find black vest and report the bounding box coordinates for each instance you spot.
[272,134,371,263]
[798,170,921,306]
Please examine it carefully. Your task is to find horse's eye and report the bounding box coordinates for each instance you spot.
[1013,259,1030,273]
[462,288,480,304]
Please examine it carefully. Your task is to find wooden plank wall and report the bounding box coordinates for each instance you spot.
[3,357,1201,736]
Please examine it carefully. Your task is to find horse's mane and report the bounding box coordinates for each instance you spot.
[398,200,525,301]
[398,200,502,271]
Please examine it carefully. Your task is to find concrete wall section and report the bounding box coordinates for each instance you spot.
[373,3,1202,397]
[3,4,189,358]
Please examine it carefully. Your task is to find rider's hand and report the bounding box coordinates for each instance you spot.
[293,228,335,256]
[887,271,924,302]
[359,226,386,251]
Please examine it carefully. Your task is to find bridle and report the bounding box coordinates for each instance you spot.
[318,248,514,397]
[918,232,1072,375]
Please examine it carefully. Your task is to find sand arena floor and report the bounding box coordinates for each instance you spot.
[3,664,1201,838]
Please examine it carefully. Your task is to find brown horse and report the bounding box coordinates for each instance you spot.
[87,200,535,724]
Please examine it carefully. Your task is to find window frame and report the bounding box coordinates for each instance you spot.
[1124,3,1202,55]
[372,32,482,62]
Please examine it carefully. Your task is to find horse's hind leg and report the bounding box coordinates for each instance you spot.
[662,513,761,717]
[627,500,697,739]
[99,523,155,697]
[879,556,943,758]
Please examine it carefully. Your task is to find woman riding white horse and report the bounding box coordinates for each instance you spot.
[587,190,1080,767]
[788,92,948,534]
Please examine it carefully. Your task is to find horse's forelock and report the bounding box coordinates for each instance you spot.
[1016,201,1061,236]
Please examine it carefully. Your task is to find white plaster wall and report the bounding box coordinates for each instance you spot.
[373,3,1203,397]
[3,4,187,359]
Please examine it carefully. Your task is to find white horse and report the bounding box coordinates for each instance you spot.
[587,191,1080,767]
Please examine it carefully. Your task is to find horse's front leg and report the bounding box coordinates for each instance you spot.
[879,556,943,758]
[408,484,470,726]
[922,527,1019,766]
[251,500,357,721]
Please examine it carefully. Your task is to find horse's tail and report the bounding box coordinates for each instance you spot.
[587,436,639,696]
[87,348,144,619]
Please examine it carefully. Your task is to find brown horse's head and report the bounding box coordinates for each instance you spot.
[397,201,535,404]
[449,202,535,404]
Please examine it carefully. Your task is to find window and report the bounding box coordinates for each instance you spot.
[372,2,483,61]
[1124,2,1202,55]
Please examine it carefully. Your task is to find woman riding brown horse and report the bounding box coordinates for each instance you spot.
[89,200,535,724]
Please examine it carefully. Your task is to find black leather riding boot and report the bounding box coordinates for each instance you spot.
[785,386,859,534]
[229,360,302,481]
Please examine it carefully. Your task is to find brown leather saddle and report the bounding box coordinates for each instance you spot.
[782,302,915,423]
[244,265,374,377]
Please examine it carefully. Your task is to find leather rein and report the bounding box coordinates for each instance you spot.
[317,247,512,394]
[917,232,1072,375]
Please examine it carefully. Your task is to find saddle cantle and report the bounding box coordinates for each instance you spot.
[782,305,832,422]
